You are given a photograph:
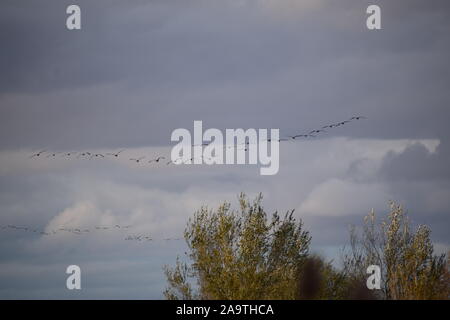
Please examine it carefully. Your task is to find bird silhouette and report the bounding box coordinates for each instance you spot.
[167,158,183,165]
[77,152,92,158]
[184,156,205,164]
[106,149,125,157]
[335,120,351,127]
[29,150,46,158]
[90,153,105,159]
[61,151,76,157]
[1,222,188,243]
[265,138,289,142]
[287,134,316,139]
[148,156,166,163]
[130,156,145,163]
[46,152,61,158]
[25,116,368,168]
[350,116,367,120]
[308,129,326,134]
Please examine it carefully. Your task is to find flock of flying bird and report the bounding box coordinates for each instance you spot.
[28,116,367,164]
[10,116,367,243]
[0,224,182,242]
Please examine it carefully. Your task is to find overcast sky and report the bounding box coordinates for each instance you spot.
[0,0,449,299]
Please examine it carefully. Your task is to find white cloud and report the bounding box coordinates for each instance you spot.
[297,178,390,217]
[45,201,116,231]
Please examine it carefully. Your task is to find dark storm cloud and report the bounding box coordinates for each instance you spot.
[0,0,450,149]
[380,140,450,182]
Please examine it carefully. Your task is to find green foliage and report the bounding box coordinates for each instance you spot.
[342,201,449,300]
[164,195,449,300]
[164,193,311,299]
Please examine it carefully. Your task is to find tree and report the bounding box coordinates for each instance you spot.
[164,193,311,299]
[342,201,449,300]
[294,254,377,300]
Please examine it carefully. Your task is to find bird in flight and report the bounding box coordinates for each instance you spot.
[61,151,76,157]
[148,156,166,163]
[308,129,326,134]
[90,153,105,159]
[130,157,145,163]
[335,120,351,127]
[266,138,289,142]
[106,149,125,157]
[30,150,46,158]
[46,152,61,158]
[184,156,206,164]
[167,158,183,165]
[350,116,367,120]
[287,134,316,139]
[77,151,92,158]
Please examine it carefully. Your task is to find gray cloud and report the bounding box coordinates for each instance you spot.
[380,139,450,182]
[1,0,450,149]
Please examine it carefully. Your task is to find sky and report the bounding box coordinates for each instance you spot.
[0,0,449,299]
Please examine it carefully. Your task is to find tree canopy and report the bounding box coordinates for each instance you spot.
[164,194,449,300]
